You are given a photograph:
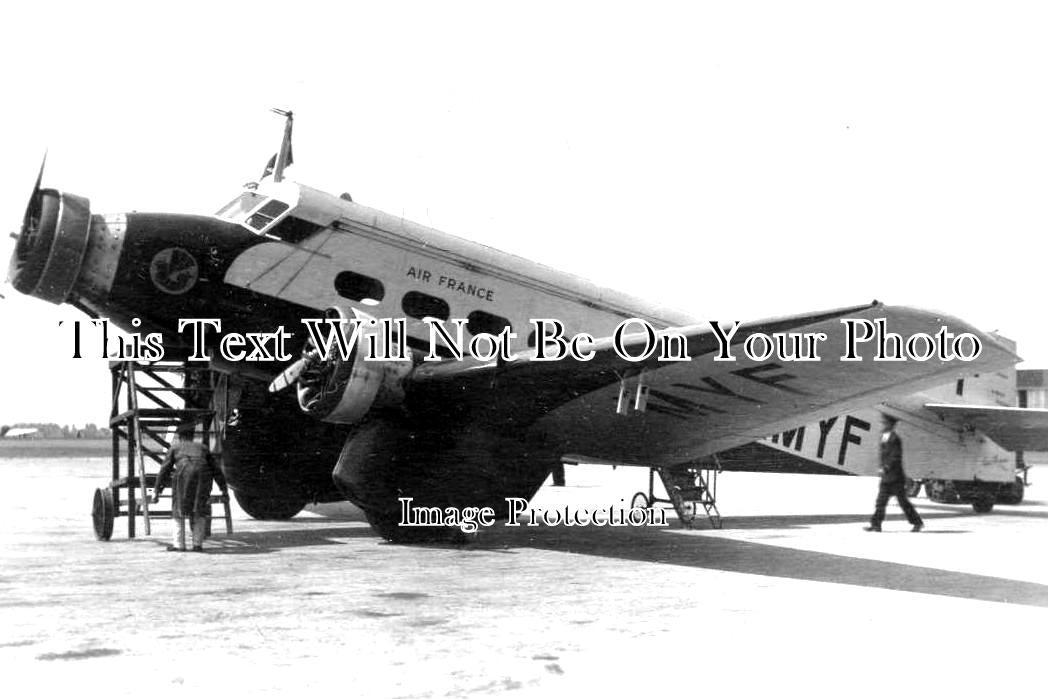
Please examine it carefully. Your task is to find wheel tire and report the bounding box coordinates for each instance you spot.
[904,478,921,498]
[92,488,115,541]
[233,490,305,520]
[972,497,994,514]
[364,509,468,544]
[631,492,650,510]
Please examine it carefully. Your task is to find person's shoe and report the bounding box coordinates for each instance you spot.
[165,545,184,552]
[863,525,881,532]
[191,546,204,553]
[912,522,924,533]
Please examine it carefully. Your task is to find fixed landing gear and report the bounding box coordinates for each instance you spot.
[364,510,476,544]
[233,490,306,520]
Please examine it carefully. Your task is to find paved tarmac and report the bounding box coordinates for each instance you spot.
[2,456,1046,698]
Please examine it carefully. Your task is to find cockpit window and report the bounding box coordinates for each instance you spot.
[216,193,293,235]
[245,200,290,232]
[216,192,265,219]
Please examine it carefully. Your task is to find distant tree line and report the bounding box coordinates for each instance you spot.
[0,423,112,439]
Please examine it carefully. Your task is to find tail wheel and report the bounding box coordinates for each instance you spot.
[92,488,115,541]
[631,492,650,510]
[668,487,696,525]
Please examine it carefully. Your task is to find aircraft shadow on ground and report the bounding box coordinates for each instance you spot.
[469,511,1048,609]
[173,525,376,555]
[201,506,1048,608]
[915,501,1048,520]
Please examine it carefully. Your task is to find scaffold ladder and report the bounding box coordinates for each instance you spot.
[95,361,232,540]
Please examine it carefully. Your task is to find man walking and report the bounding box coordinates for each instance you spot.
[865,414,923,532]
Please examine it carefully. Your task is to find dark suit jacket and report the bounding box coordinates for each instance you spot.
[879,431,905,484]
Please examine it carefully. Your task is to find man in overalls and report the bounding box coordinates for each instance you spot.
[153,425,228,551]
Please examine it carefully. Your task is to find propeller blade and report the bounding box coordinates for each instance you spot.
[33,152,46,192]
[268,357,308,393]
[21,152,47,234]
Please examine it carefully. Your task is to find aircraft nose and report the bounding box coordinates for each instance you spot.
[7,185,93,305]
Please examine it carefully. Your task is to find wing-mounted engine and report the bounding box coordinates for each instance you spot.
[271,306,413,424]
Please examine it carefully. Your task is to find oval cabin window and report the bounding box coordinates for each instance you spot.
[467,310,512,336]
[402,291,450,321]
[334,271,385,306]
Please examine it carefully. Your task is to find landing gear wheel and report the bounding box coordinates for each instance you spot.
[364,509,472,544]
[904,478,921,498]
[233,490,305,520]
[972,497,994,514]
[631,492,650,510]
[92,488,115,541]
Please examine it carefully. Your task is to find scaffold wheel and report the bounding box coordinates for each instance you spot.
[92,488,115,541]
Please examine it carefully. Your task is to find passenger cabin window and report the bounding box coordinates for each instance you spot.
[467,310,512,336]
[335,271,384,306]
[402,291,450,321]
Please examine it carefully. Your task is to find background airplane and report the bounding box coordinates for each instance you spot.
[717,352,1046,513]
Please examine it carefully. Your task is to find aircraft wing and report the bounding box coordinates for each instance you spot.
[406,302,1019,466]
[924,403,1048,452]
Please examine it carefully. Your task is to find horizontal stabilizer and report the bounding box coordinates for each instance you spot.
[925,403,1048,451]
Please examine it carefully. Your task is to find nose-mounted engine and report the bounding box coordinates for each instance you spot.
[8,174,93,305]
[271,306,414,424]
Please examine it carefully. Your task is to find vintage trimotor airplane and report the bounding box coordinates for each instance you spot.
[5,111,1037,540]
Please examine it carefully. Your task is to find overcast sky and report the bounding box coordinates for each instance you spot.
[2,1,1047,426]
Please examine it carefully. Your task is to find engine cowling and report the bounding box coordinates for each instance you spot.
[294,307,413,424]
[9,188,92,305]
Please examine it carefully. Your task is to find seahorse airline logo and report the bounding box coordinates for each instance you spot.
[149,247,199,295]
